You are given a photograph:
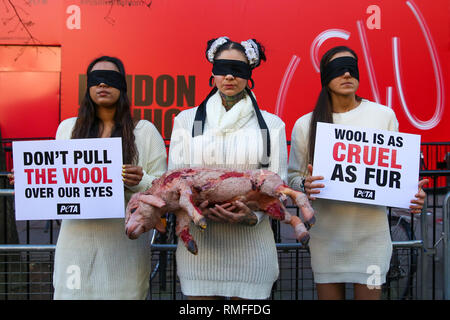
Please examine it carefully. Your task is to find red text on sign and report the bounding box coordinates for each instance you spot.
[62,167,113,184]
[332,143,402,169]
[24,168,57,184]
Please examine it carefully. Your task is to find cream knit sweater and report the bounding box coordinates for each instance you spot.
[288,100,398,284]
[168,91,288,299]
[52,117,167,299]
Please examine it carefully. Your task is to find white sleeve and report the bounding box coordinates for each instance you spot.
[288,118,309,192]
[125,122,167,193]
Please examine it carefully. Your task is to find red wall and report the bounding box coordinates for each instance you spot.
[1,0,449,144]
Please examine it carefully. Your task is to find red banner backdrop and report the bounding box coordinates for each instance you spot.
[1,0,449,145]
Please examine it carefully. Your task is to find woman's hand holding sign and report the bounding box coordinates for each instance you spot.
[304,164,324,201]
[304,162,427,212]
[122,165,143,187]
[409,179,428,214]
[7,168,14,185]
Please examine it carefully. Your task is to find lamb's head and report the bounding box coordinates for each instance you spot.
[125,193,166,240]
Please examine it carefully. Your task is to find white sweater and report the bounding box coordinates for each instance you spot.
[288,100,398,284]
[168,91,288,299]
[52,117,167,299]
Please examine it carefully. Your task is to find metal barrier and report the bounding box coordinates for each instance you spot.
[0,241,423,300]
[444,192,450,300]
[1,172,448,300]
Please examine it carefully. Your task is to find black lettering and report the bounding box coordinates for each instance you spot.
[73,150,83,165]
[176,75,195,106]
[164,108,180,139]
[396,136,403,147]
[331,164,344,181]
[376,134,384,145]
[34,152,43,165]
[389,171,401,188]
[43,152,54,165]
[156,75,174,107]
[134,75,153,106]
[335,129,346,140]
[365,167,376,184]
[103,150,112,164]
[376,169,388,187]
[59,151,69,165]
[125,75,132,103]
[24,152,33,165]
[387,135,396,147]
[362,132,369,143]
[345,165,357,182]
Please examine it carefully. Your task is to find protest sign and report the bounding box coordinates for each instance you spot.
[312,122,421,208]
[13,138,124,220]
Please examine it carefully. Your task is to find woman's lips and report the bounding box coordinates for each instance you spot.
[97,90,110,96]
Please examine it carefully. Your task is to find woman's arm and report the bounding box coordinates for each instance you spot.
[124,121,167,193]
[288,118,309,192]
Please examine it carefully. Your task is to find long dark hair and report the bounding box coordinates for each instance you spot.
[71,56,138,165]
[307,46,361,166]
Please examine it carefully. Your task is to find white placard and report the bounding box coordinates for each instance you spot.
[12,138,124,220]
[312,122,421,208]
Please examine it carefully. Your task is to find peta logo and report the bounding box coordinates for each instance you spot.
[57,203,80,215]
[354,188,375,200]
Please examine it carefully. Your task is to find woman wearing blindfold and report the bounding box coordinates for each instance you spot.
[288,46,427,300]
[51,56,167,299]
[167,37,288,300]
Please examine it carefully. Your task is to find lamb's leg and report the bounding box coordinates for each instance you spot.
[178,185,207,230]
[263,199,310,245]
[125,192,166,239]
[174,210,198,255]
[276,185,316,227]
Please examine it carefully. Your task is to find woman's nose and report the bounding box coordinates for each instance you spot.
[224,74,235,79]
[342,71,351,77]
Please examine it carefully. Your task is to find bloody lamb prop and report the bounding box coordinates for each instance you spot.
[125,168,315,255]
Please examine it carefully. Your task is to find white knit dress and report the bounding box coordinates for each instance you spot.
[288,100,398,285]
[168,91,288,299]
[52,117,167,299]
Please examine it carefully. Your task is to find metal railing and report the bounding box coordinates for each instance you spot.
[444,192,450,300]
[0,241,423,300]
[1,172,448,300]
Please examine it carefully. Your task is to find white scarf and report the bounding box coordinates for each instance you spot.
[205,90,255,135]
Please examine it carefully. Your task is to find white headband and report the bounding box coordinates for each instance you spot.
[207,36,230,63]
[240,39,259,67]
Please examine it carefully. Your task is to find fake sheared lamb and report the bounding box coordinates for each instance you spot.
[125,168,315,255]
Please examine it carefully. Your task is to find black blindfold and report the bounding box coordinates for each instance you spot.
[212,59,252,80]
[320,56,359,87]
[87,70,127,92]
